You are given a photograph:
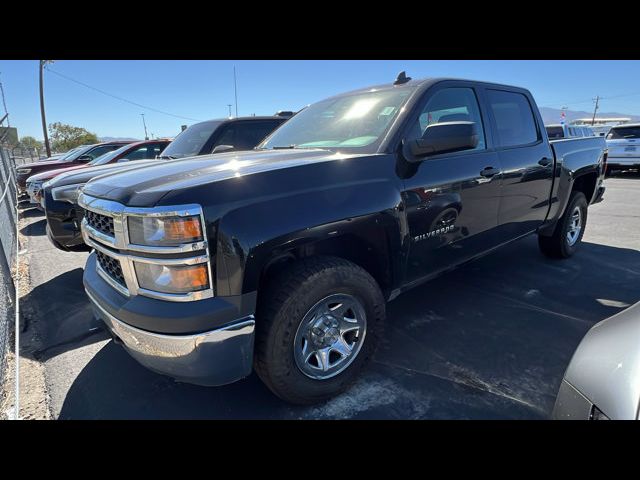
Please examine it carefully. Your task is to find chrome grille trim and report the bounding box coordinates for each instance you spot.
[79,193,214,302]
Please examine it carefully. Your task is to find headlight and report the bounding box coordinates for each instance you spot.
[128,215,203,246]
[134,262,209,294]
[18,169,32,175]
[52,183,85,204]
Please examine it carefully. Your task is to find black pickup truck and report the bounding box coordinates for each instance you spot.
[79,74,607,404]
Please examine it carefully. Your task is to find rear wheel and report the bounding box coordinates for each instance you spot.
[538,191,588,259]
[255,256,385,405]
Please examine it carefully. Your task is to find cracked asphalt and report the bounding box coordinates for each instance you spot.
[18,175,640,419]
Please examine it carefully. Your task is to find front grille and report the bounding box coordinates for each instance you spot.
[96,250,126,287]
[86,210,115,237]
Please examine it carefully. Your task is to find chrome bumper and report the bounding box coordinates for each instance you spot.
[86,288,256,386]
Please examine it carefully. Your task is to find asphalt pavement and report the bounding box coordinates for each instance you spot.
[18,175,640,419]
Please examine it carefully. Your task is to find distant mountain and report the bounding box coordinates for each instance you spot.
[540,107,640,125]
[99,136,140,142]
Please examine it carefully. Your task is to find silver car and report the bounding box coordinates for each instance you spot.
[605,123,640,173]
[552,301,640,420]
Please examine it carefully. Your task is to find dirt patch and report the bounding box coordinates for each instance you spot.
[15,214,52,420]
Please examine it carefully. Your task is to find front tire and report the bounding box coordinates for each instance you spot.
[255,256,385,405]
[538,191,588,259]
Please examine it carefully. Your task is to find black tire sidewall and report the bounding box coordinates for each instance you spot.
[560,192,588,257]
[262,261,384,403]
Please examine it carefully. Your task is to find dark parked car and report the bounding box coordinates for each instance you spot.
[16,141,132,195]
[27,139,171,207]
[44,115,290,251]
[79,74,606,404]
[157,113,291,160]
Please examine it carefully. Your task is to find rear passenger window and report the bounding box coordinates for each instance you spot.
[487,90,539,147]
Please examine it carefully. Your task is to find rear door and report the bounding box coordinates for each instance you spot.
[401,83,503,283]
[484,88,554,238]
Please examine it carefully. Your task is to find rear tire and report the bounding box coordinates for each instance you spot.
[255,256,385,405]
[538,191,588,259]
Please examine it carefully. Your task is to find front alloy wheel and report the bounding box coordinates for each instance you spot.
[294,294,367,380]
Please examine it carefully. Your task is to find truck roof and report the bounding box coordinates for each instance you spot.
[190,115,291,128]
[324,76,532,101]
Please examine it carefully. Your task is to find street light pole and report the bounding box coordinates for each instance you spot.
[141,113,149,140]
[39,60,52,157]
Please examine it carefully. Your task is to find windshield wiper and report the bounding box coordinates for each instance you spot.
[271,145,297,150]
[159,155,177,160]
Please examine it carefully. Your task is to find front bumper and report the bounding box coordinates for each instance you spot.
[84,252,257,386]
[43,189,89,251]
[88,288,255,386]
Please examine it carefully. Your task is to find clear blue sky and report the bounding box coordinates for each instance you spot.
[2,60,640,140]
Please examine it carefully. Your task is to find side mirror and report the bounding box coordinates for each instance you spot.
[405,121,479,161]
[117,158,130,163]
[212,144,234,154]
[76,155,93,163]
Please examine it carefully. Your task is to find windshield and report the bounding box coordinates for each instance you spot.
[259,88,415,153]
[607,126,640,140]
[160,121,221,158]
[63,144,94,161]
[55,147,81,161]
[89,144,131,166]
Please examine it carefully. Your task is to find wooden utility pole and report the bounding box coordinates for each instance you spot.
[591,96,600,126]
[39,60,52,157]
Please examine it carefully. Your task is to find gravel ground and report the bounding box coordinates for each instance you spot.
[16,175,640,419]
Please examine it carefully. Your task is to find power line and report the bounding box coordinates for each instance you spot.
[45,66,202,122]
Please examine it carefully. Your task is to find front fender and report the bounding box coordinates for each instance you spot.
[214,179,403,296]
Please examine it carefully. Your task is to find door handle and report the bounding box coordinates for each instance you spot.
[480,167,499,178]
[538,157,553,167]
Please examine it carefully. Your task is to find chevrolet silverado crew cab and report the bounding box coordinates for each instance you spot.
[43,115,291,252]
[79,74,606,404]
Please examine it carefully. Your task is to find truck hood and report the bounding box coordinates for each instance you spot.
[28,164,87,182]
[50,159,158,188]
[83,149,350,206]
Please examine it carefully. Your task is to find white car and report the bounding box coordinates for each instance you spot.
[25,177,44,207]
[605,123,640,174]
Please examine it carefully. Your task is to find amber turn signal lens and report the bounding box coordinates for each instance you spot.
[173,264,209,290]
[165,217,203,243]
[134,262,210,294]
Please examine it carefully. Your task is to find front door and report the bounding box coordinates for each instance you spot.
[402,85,503,284]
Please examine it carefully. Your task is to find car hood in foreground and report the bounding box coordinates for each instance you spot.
[82,149,356,206]
[564,301,640,420]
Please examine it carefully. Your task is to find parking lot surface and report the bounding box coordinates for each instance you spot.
[18,176,640,419]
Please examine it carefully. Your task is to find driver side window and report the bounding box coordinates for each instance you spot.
[414,87,486,151]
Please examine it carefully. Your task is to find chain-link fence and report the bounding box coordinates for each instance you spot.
[0,145,18,388]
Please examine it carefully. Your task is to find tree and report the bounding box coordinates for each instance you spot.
[48,122,99,151]
[19,136,43,149]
